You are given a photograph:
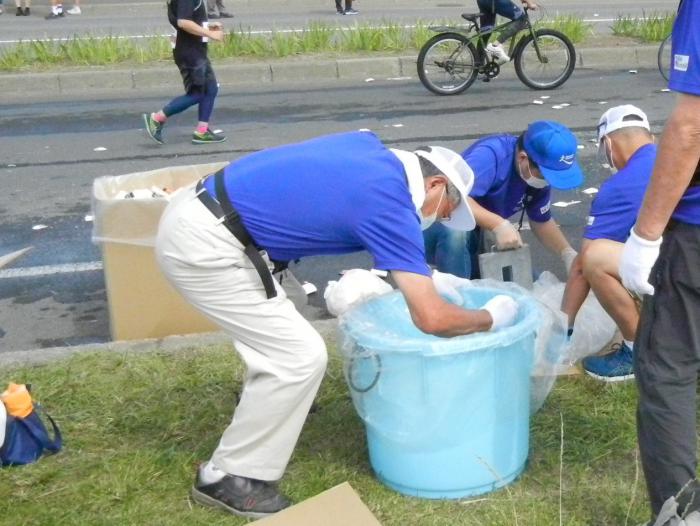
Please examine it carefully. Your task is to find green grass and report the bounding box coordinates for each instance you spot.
[612,12,675,42]
[0,343,656,525]
[538,15,594,44]
[0,17,594,72]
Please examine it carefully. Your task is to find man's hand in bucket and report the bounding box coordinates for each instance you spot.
[482,295,519,331]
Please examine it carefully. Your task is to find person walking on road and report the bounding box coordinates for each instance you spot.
[66,0,81,15]
[618,1,700,524]
[206,0,232,18]
[45,0,63,18]
[143,0,226,145]
[335,0,358,15]
[15,0,30,16]
[155,130,519,519]
[561,105,656,382]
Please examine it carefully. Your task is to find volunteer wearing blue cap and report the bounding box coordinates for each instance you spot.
[561,105,655,383]
[424,120,582,279]
[618,1,700,523]
[155,131,520,519]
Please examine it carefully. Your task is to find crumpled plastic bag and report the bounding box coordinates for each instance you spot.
[324,269,393,317]
[532,271,617,364]
[471,279,568,413]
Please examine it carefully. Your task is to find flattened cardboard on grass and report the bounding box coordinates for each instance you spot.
[92,162,227,341]
[252,482,382,526]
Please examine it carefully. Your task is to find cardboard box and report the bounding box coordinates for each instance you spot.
[252,482,382,526]
[92,162,228,341]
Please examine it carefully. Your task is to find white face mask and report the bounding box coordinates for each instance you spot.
[520,159,549,189]
[420,186,445,230]
[600,136,618,174]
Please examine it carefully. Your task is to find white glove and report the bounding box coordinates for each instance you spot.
[482,295,519,331]
[492,220,523,250]
[560,247,578,274]
[620,228,662,296]
[432,270,472,306]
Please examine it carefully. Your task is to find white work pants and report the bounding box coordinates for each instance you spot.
[155,184,328,481]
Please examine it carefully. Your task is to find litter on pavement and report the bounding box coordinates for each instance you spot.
[552,200,582,208]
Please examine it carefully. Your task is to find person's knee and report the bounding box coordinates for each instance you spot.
[512,14,527,29]
[581,240,621,282]
[299,331,328,378]
[186,84,205,100]
[580,250,601,282]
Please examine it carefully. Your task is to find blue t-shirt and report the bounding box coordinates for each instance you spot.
[667,0,700,226]
[202,131,430,275]
[584,144,656,243]
[462,135,552,223]
[669,0,700,96]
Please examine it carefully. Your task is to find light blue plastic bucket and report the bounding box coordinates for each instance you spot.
[340,286,539,499]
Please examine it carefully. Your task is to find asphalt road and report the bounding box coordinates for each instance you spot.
[0,65,675,352]
[0,0,679,45]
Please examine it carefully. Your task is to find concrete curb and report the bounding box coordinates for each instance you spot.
[0,319,340,368]
[2,45,660,95]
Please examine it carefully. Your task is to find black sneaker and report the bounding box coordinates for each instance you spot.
[142,113,164,144]
[16,7,23,15]
[219,11,234,18]
[191,468,291,519]
[24,7,30,15]
[192,128,226,144]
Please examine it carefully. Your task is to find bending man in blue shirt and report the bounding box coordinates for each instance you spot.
[619,1,700,522]
[154,131,519,519]
[561,105,655,382]
[424,120,581,279]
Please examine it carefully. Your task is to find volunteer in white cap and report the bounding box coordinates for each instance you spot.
[561,105,655,382]
[155,131,519,519]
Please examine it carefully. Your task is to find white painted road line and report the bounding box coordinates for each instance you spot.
[0,261,103,279]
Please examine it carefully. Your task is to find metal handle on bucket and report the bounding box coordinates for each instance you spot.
[347,348,382,393]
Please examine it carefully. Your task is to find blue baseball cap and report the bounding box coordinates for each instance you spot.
[523,121,583,190]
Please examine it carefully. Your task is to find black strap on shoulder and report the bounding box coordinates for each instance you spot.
[213,170,278,299]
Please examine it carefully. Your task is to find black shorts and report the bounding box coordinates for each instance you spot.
[173,50,217,94]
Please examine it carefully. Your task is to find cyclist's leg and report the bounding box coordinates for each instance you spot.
[476,0,496,31]
[494,1,527,42]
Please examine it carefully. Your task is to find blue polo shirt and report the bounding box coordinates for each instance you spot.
[202,131,430,276]
[668,0,700,226]
[462,135,552,223]
[584,144,656,242]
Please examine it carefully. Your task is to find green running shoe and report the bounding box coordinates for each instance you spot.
[143,113,164,144]
[192,129,227,144]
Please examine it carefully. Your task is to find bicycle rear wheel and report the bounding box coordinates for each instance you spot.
[417,33,479,96]
[514,29,575,90]
[658,34,672,82]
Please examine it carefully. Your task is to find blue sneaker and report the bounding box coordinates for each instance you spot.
[582,342,634,382]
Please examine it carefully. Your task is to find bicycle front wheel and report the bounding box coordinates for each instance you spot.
[514,29,575,90]
[658,34,672,82]
[417,33,479,96]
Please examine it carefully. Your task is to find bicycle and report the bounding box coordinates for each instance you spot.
[657,33,672,82]
[417,8,576,95]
